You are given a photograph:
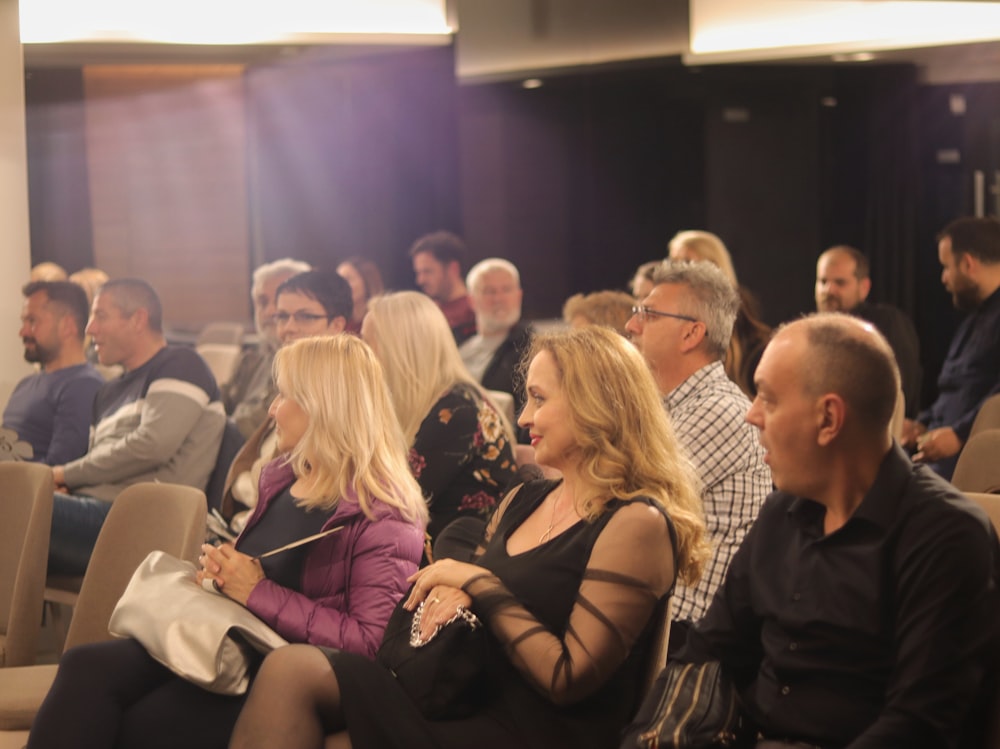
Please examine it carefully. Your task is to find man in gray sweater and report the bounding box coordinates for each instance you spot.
[49,279,225,575]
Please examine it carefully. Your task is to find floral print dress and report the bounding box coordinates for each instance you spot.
[409,383,517,541]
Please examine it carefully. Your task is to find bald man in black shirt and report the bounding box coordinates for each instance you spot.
[680,313,1000,749]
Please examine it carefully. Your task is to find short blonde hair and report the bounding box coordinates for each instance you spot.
[363,291,486,444]
[523,326,709,585]
[68,267,110,307]
[273,335,427,525]
[562,290,635,336]
[668,230,738,285]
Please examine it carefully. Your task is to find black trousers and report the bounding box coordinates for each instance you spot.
[27,639,246,749]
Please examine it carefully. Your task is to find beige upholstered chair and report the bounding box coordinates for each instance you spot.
[44,482,207,648]
[970,394,1000,440]
[0,464,54,668]
[951,431,1000,494]
[0,482,206,736]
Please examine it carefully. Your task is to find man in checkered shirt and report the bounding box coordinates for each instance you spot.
[626,259,771,652]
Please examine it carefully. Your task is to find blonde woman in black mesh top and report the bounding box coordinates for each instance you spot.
[229,325,708,749]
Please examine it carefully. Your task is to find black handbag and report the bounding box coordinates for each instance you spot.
[375,592,488,719]
[620,660,745,749]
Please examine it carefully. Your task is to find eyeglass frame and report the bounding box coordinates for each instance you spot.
[272,310,331,325]
[630,305,699,324]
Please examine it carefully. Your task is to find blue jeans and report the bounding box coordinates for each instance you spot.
[49,492,113,576]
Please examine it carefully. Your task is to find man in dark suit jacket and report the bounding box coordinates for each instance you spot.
[816,245,921,417]
[458,258,531,436]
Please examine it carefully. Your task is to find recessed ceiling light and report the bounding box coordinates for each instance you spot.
[521,78,544,90]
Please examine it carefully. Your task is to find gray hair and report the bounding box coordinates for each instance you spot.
[466,257,520,295]
[651,260,739,359]
[252,258,311,296]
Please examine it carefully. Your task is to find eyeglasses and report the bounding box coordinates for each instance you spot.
[630,305,699,324]
[273,311,329,325]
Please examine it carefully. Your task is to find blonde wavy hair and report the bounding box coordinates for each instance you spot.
[668,230,738,285]
[523,326,709,585]
[273,335,427,525]
[363,291,512,444]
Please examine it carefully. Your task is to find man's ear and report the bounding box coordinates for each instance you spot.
[679,321,707,354]
[131,307,150,332]
[447,260,462,281]
[858,277,872,301]
[816,393,846,446]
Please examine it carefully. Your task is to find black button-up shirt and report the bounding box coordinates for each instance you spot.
[681,444,1000,748]
[919,286,1000,478]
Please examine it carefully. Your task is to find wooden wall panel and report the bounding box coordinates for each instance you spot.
[83,65,251,332]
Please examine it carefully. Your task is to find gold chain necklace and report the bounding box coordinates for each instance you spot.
[539,486,575,544]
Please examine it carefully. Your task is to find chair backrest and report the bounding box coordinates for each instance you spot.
[64,482,207,650]
[971,394,1000,440]
[196,343,242,387]
[964,492,1000,534]
[196,322,244,347]
[0,464,54,667]
[952,431,1000,494]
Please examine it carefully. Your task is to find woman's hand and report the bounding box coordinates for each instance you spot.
[404,558,485,611]
[415,585,473,642]
[197,543,265,606]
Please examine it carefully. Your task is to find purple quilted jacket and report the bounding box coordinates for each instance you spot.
[238,457,425,659]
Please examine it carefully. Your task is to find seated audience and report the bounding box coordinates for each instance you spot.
[336,256,384,335]
[224,258,311,438]
[2,281,103,465]
[229,324,709,749]
[409,230,477,344]
[221,270,353,525]
[459,257,532,421]
[815,245,921,417]
[678,313,1000,748]
[562,289,635,336]
[28,335,428,749]
[626,261,769,650]
[362,291,518,544]
[903,216,1000,479]
[48,279,225,576]
[669,229,771,396]
[630,260,659,299]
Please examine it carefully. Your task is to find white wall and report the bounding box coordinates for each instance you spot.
[0,0,34,406]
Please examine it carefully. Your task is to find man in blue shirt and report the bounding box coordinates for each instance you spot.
[903,217,1000,479]
[2,281,103,465]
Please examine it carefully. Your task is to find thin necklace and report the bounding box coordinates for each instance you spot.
[539,485,575,544]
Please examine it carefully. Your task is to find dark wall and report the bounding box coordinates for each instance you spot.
[24,69,93,273]
[456,63,706,320]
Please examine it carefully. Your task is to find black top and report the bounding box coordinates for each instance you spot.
[330,478,677,749]
[680,444,1000,749]
[479,321,532,435]
[919,285,1000,478]
[236,485,330,589]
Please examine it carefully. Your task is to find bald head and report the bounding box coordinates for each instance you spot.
[782,313,899,434]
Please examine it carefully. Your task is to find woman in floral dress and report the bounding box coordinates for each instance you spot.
[362,291,518,547]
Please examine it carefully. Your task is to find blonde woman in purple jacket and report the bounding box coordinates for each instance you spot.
[29,335,428,749]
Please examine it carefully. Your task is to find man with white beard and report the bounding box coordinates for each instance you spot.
[459,258,531,426]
